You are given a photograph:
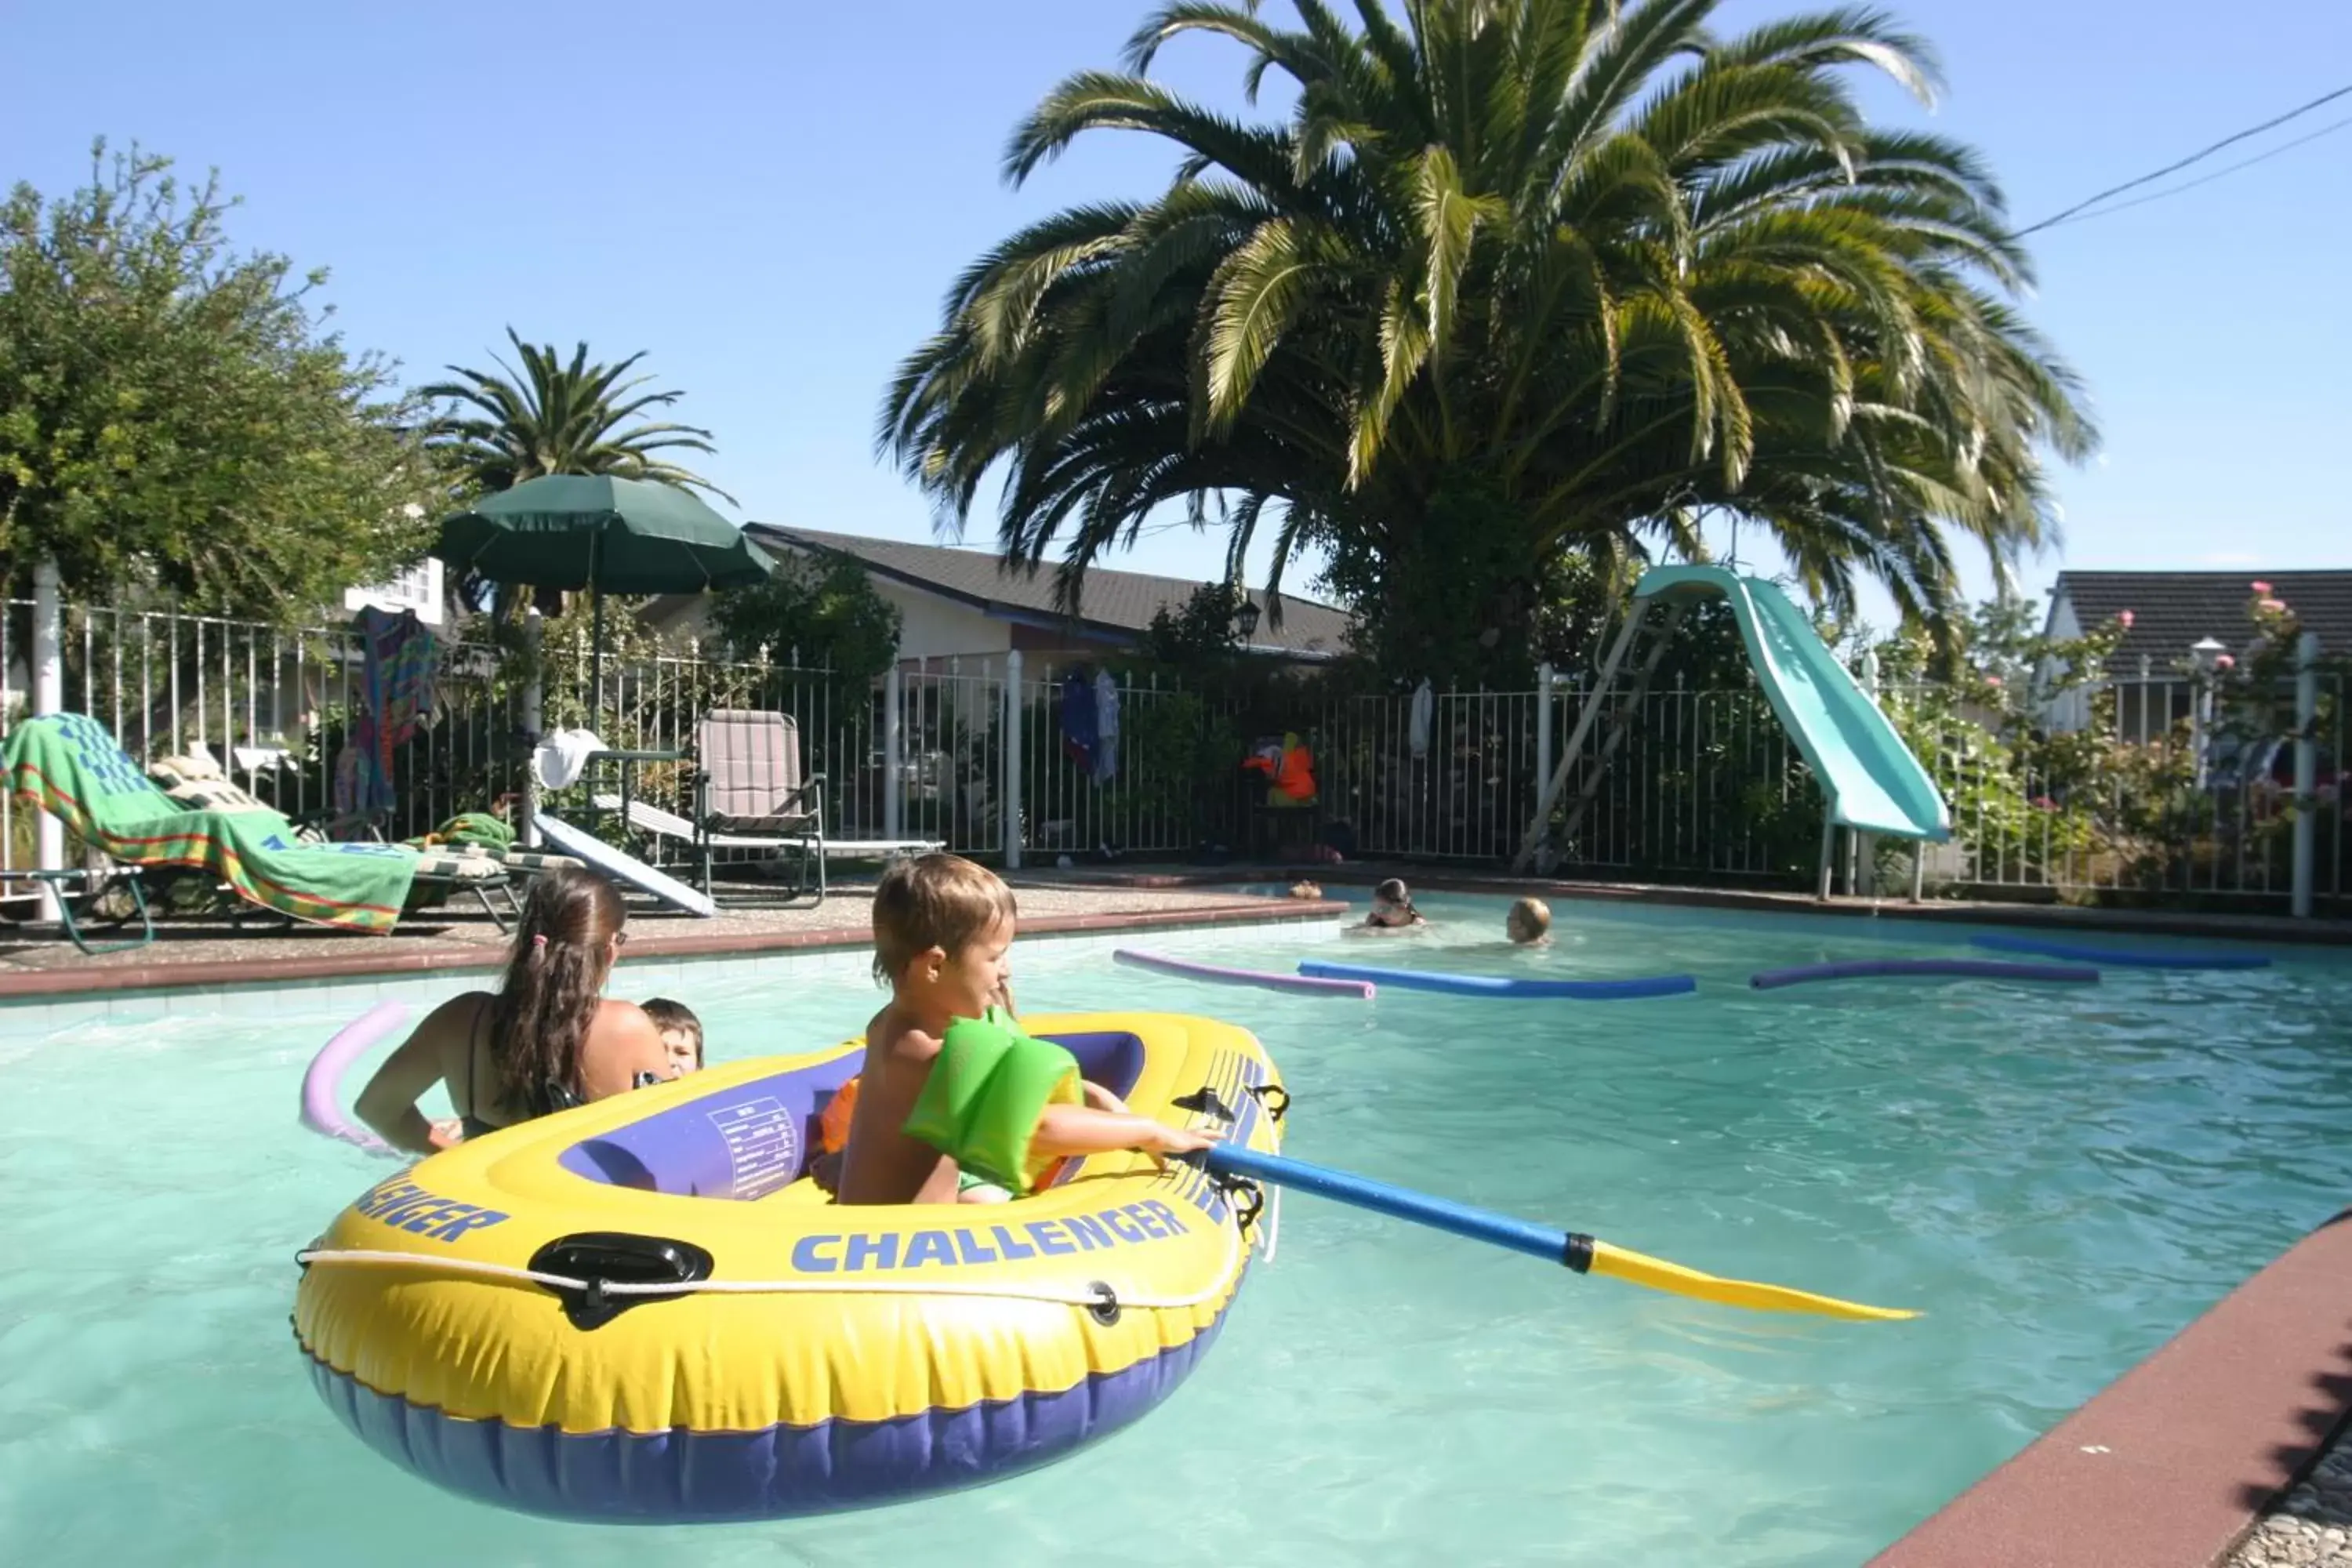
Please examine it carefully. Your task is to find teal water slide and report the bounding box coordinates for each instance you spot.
[1639,566,1949,840]
[1516,565,1947,881]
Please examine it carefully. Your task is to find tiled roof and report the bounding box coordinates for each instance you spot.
[747,524,1352,659]
[2050,570,2352,669]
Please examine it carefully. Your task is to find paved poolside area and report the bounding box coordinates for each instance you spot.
[0,870,1344,996]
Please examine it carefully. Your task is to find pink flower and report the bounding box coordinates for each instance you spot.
[2259,597,2287,614]
[2031,795,2056,811]
[2215,653,2237,671]
[2117,609,2135,628]
[2251,580,2273,593]
[1983,674,2003,688]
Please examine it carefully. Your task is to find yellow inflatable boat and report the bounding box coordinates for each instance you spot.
[292,1011,1284,1523]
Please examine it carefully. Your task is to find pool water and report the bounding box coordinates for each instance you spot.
[4,896,2349,1566]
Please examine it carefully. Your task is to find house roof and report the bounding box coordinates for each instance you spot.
[746,524,1353,659]
[2050,570,2352,669]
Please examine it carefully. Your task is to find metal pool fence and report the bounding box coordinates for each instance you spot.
[4,595,2343,914]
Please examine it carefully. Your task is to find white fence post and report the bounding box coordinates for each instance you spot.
[883,664,904,841]
[32,560,65,922]
[1854,648,1881,897]
[1002,651,1023,869]
[2293,630,2320,918]
[518,606,544,848]
[1534,662,1554,832]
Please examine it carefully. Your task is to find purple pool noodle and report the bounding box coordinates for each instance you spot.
[1749,958,2101,991]
[1114,948,1376,999]
[300,1000,411,1156]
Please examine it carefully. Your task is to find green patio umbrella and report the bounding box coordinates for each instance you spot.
[433,474,775,713]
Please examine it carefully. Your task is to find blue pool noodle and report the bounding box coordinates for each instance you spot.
[1969,932,2272,971]
[1297,958,1696,1000]
[1750,958,2100,990]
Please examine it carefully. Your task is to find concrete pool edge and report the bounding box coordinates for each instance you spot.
[1867,1208,2352,1568]
[0,898,1351,1004]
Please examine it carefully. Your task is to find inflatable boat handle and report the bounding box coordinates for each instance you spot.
[1188,1143,1915,1323]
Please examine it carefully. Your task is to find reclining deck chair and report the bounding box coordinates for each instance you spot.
[692,710,828,902]
[150,753,584,916]
[4,713,514,937]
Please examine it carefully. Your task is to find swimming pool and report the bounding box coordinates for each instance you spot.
[3,896,2347,1566]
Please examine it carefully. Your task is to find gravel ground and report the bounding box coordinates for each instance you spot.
[2229,1436,2352,1567]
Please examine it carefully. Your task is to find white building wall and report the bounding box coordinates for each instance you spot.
[2038,592,2090,732]
[344,557,445,626]
[881,581,1009,662]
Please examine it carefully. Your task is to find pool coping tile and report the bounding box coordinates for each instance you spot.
[1867,1208,2352,1568]
[0,899,1350,1009]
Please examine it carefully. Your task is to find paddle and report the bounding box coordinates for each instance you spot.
[1189,1142,1915,1323]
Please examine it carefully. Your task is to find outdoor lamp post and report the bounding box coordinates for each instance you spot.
[2189,636,2227,788]
[1234,598,1261,644]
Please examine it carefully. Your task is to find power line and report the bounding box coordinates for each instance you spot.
[2028,112,2352,232]
[2010,81,2352,238]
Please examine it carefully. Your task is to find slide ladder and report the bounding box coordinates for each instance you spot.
[1514,567,1949,894]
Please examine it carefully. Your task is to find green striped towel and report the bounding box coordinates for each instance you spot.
[4,713,419,935]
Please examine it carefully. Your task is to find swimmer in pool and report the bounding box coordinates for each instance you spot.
[1359,877,1427,931]
[1505,897,1552,946]
[354,868,668,1154]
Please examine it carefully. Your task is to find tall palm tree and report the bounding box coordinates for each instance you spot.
[423,328,731,499]
[421,328,731,617]
[883,0,2095,679]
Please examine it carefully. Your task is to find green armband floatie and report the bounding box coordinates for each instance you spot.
[902,1012,1081,1194]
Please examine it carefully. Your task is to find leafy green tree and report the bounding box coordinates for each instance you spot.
[706,550,903,690]
[0,142,438,617]
[884,0,2094,686]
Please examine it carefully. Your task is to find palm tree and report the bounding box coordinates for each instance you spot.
[421,328,731,617]
[423,328,730,499]
[883,0,2095,681]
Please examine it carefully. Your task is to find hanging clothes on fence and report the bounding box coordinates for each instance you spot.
[1409,678,1435,759]
[1060,668,1097,773]
[1091,668,1120,785]
[335,608,444,819]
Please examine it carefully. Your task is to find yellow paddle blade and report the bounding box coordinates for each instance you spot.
[1587,1240,1918,1322]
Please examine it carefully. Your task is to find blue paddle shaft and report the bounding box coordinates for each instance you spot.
[1198,1142,1576,1267]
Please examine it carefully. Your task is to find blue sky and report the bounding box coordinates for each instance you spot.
[5,0,2347,632]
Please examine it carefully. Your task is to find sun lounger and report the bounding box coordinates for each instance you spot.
[149,755,585,890]
[4,713,514,936]
[595,793,943,879]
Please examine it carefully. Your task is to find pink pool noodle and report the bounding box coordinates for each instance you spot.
[299,1000,410,1156]
[1114,948,1375,999]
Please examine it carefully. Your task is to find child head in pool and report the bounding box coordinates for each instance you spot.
[641,997,703,1076]
[1505,897,1552,946]
[1366,877,1425,928]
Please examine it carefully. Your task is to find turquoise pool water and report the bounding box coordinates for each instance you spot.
[4,897,2348,1566]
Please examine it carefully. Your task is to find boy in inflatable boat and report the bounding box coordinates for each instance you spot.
[826,854,1214,1207]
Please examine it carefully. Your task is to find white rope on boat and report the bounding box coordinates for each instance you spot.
[297,1212,1246,1313]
